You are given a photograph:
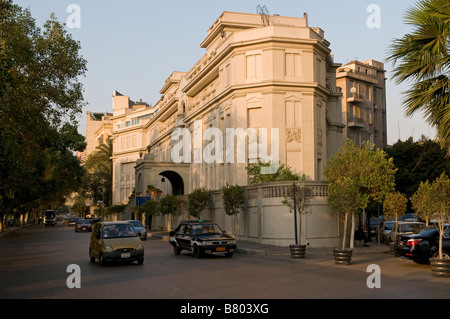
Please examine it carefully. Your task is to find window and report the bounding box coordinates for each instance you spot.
[285,53,301,77]
[246,53,262,80]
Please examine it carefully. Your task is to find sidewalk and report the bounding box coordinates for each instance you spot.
[148,231,392,256]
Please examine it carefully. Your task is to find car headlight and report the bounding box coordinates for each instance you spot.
[105,246,114,253]
[228,240,236,244]
[136,243,144,250]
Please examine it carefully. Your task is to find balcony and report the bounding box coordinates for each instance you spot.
[347,93,364,104]
[347,116,365,128]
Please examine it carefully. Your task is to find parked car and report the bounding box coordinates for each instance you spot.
[368,217,381,239]
[126,220,147,240]
[412,227,450,264]
[388,221,426,243]
[381,221,396,245]
[400,213,419,222]
[89,221,144,265]
[169,220,237,258]
[67,217,78,226]
[393,227,441,259]
[75,219,92,232]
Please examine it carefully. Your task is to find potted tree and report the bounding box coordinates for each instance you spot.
[327,178,369,264]
[324,140,396,264]
[282,180,312,258]
[383,191,408,247]
[188,187,211,219]
[222,184,246,238]
[427,173,450,277]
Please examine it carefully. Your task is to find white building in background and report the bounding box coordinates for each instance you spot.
[110,91,159,204]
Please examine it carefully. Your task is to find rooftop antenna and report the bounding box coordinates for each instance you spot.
[257,5,271,26]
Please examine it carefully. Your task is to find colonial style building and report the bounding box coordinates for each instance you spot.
[81,11,389,247]
[134,11,347,199]
[85,11,387,208]
[336,59,387,150]
[110,91,159,204]
[77,111,113,163]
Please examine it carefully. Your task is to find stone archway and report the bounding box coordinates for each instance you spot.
[134,154,191,199]
[159,170,184,195]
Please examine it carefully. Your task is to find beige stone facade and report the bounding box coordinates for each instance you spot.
[77,111,113,163]
[336,59,387,150]
[110,91,159,204]
[81,11,389,247]
[134,11,347,198]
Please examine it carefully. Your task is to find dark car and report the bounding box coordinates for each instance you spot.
[75,219,92,232]
[412,227,450,264]
[393,227,440,259]
[126,220,147,240]
[169,220,237,258]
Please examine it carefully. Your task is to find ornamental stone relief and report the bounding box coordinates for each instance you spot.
[286,127,301,143]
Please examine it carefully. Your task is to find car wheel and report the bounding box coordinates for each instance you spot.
[192,245,203,258]
[173,244,182,255]
[89,248,95,262]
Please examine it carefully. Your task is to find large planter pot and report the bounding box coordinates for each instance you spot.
[333,249,353,265]
[290,244,306,258]
[430,258,450,277]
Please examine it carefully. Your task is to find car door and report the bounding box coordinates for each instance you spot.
[177,225,192,250]
[91,224,102,258]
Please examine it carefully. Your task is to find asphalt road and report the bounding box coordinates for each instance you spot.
[0,223,449,302]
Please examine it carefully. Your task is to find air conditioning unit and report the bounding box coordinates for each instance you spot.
[374,126,379,131]
[374,104,378,110]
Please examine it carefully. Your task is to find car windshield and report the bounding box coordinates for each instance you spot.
[128,220,143,227]
[102,224,137,238]
[77,219,90,224]
[191,224,223,235]
[384,222,394,230]
[400,223,424,233]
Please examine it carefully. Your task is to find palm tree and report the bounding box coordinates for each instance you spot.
[84,139,113,206]
[387,0,450,155]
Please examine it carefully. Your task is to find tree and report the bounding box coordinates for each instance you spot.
[0,1,87,224]
[324,140,397,250]
[387,0,450,155]
[188,187,211,219]
[428,173,450,259]
[222,185,245,216]
[383,192,408,237]
[412,180,434,225]
[282,180,313,246]
[246,160,300,184]
[222,184,246,238]
[386,136,450,200]
[83,139,113,206]
[160,194,186,228]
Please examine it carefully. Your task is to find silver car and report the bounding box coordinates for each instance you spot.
[126,220,147,240]
[388,221,426,243]
[381,221,395,244]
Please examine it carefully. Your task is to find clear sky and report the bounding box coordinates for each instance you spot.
[14,0,437,145]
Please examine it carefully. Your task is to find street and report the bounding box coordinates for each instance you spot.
[0,224,449,301]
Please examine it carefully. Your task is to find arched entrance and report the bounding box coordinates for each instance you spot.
[159,170,184,195]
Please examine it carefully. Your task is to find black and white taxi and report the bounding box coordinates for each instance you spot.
[169,220,237,258]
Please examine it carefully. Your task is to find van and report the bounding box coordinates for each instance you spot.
[89,221,144,265]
